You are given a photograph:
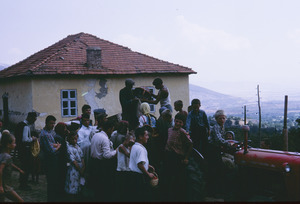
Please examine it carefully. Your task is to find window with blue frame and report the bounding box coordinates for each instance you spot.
[61,89,77,117]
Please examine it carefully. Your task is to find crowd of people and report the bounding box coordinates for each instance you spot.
[0,77,238,202]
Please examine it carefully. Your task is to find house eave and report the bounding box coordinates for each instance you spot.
[0,70,196,80]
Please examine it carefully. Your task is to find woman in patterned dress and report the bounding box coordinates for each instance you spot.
[65,131,85,201]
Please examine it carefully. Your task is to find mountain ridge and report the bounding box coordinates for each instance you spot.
[0,63,9,70]
[189,84,300,120]
[189,84,248,116]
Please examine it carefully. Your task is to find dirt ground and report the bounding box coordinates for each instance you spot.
[4,171,224,203]
[4,170,47,202]
[4,169,225,203]
[3,154,223,203]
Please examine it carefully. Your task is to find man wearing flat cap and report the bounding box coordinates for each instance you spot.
[93,108,107,127]
[95,109,108,132]
[119,79,139,130]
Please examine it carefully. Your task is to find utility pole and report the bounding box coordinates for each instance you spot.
[257,85,262,147]
[244,105,247,125]
[2,92,9,129]
[283,95,288,151]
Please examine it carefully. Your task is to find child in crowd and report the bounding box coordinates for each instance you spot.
[222,131,236,170]
[174,100,188,118]
[115,134,135,201]
[186,99,210,157]
[65,131,85,201]
[71,104,92,127]
[223,131,238,201]
[162,113,193,202]
[0,132,24,202]
[225,131,235,140]
[174,100,188,129]
[110,120,129,149]
[154,109,173,172]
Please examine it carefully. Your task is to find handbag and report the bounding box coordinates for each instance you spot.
[149,172,159,187]
[31,139,40,157]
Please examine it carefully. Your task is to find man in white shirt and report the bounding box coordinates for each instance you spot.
[77,113,96,186]
[77,113,96,156]
[77,114,96,147]
[90,120,116,202]
[129,127,155,202]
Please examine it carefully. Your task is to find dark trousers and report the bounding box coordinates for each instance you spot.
[115,171,131,202]
[44,157,61,202]
[128,171,152,202]
[190,126,208,158]
[149,136,163,175]
[161,151,187,202]
[206,144,225,195]
[90,158,116,202]
[19,145,32,187]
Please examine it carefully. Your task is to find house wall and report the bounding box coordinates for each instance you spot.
[0,79,33,124]
[24,75,189,129]
[132,74,190,113]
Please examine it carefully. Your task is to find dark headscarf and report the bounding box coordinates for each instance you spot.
[54,122,68,138]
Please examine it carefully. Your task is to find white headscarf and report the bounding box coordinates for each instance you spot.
[214,109,225,119]
[140,102,151,116]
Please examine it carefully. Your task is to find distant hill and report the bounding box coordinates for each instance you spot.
[189,84,248,116]
[189,84,300,120]
[0,63,9,70]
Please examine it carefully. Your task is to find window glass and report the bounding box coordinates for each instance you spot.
[71,109,76,115]
[70,91,76,98]
[63,101,68,108]
[63,109,69,116]
[70,101,76,107]
[62,91,68,99]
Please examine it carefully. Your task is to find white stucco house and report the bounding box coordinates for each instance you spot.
[0,32,196,129]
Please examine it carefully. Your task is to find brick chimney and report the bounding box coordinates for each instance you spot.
[86,47,102,69]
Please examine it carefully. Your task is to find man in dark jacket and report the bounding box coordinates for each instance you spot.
[119,79,139,130]
[15,112,38,190]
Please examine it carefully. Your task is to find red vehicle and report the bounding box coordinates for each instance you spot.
[231,125,300,201]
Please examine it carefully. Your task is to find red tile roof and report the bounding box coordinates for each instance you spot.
[0,32,196,79]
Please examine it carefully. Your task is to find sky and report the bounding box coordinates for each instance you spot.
[1,0,300,102]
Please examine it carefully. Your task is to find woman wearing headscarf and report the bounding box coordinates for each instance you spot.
[138,102,156,128]
[138,102,157,171]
